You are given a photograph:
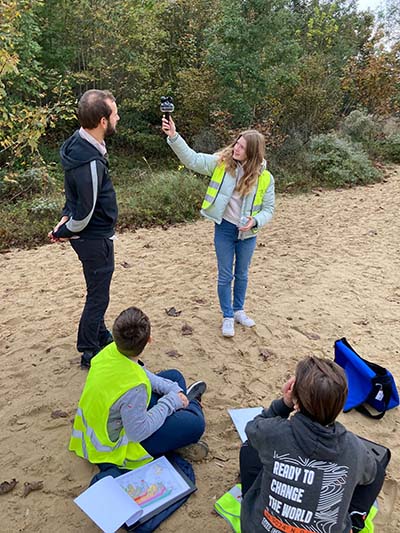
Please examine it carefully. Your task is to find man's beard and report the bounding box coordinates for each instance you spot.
[105,120,116,137]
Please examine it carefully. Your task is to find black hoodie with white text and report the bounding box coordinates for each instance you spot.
[241,399,377,533]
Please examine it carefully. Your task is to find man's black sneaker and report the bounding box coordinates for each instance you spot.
[80,351,96,369]
[186,381,207,403]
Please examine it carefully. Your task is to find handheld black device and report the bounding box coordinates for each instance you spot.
[160,96,174,123]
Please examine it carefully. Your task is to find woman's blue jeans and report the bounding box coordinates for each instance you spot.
[140,370,205,457]
[214,219,257,318]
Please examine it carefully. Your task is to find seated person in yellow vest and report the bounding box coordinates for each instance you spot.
[69,306,207,469]
[162,117,275,338]
[239,357,387,533]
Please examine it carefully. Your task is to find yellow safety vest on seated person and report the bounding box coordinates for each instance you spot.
[201,163,271,228]
[69,342,153,469]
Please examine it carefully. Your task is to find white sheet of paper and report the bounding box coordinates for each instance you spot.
[74,475,143,533]
[228,407,263,442]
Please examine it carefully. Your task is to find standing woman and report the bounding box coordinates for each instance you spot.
[162,117,275,337]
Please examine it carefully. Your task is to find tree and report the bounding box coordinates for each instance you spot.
[342,41,400,115]
[0,0,75,173]
[0,0,48,165]
[207,0,300,127]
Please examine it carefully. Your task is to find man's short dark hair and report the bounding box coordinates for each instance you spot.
[112,307,151,357]
[293,356,348,426]
[77,89,116,129]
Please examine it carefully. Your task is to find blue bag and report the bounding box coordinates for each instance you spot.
[334,337,399,419]
[89,453,195,532]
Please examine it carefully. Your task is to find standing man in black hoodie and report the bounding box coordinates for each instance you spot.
[49,90,119,368]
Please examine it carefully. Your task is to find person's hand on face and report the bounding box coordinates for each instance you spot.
[282,377,295,408]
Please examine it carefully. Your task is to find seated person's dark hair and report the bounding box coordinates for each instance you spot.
[292,356,348,426]
[112,307,151,357]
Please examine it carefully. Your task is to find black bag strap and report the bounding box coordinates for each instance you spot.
[355,377,393,419]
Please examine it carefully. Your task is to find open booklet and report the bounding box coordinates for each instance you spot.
[74,455,196,533]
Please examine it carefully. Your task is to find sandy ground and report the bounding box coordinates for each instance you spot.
[1,166,399,532]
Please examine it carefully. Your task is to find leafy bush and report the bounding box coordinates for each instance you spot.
[307,133,380,187]
[28,198,62,217]
[0,167,207,250]
[120,170,206,227]
[0,198,60,250]
[191,129,219,153]
[121,132,170,159]
[373,134,400,163]
[0,166,56,203]
[271,133,308,169]
[268,133,313,192]
[342,110,378,144]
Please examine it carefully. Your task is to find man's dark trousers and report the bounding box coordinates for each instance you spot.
[70,237,114,354]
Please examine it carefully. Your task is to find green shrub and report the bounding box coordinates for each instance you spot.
[307,133,380,187]
[373,134,400,163]
[269,132,311,191]
[0,166,56,202]
[121,170,206,227]
[0,167,206,250]
[271,166,313,192]
[28,198,63,217]
[115,130,170,159]
[0,199,60,249]
[342,110,378,144]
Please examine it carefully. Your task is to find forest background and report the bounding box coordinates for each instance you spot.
[1,0,399,250]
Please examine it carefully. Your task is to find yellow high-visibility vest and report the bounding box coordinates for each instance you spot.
[69,343,153,469]
[201,163,271,217]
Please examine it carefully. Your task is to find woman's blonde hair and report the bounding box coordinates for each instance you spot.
[216,130,265,196]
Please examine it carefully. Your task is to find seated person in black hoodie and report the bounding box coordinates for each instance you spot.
[49,90,119,368]
[240,356,387,533]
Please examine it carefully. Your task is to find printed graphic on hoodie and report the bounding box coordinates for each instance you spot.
[261,451,349,533]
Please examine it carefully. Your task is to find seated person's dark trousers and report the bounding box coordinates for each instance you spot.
[97,369,205,473]
[239,441,386,532]
[141,369,205,457]
[70,237,114,354]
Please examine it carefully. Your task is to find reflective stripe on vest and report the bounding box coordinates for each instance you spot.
[69,343,153,469]
[201,163,271,216]
[71,407,130,456]
[251,169,271,217]
[201,165,225,209]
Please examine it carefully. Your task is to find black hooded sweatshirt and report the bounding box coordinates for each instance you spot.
[241,399,377,533]
[53,131,117,239]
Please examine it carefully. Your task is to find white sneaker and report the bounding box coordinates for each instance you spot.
[234,310,256,327]
[222,317,235,337]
